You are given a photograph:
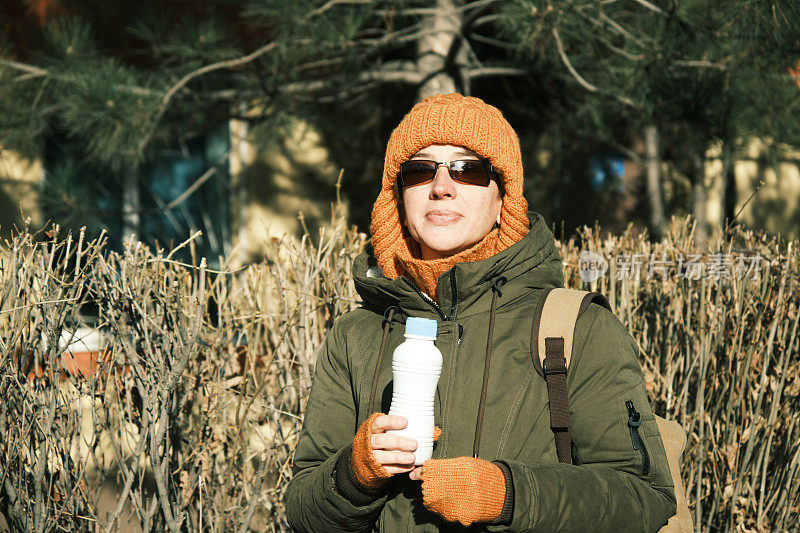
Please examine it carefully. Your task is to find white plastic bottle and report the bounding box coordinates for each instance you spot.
[387,317,443,465]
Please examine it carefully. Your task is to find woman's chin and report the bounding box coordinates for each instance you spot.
[419,237,474,259]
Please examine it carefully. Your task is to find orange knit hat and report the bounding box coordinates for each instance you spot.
[370,94,529,296]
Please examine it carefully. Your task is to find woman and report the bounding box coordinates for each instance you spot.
[285,94,676,531]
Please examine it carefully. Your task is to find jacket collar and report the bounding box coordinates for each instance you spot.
[353,212,564,319]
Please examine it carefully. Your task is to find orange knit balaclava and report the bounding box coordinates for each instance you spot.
[370,94,529,300]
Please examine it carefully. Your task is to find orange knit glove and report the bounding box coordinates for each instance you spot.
[351,414,442,490]
[420,457,508,526]
[350,412,393,490]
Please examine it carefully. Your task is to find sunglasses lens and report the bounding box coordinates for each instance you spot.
[450,160,491,186]
[398,159,493,188]
[400,161,437,187]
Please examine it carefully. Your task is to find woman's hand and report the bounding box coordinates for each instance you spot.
[416,457,508,526]
[369,414,418,475]
[348,413,418,491]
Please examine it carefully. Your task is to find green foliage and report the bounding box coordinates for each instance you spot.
[0,16,163,170]
[499,0,800,152]
[57,60,158,167]
[39,154,117,236]
[1,0,798,237]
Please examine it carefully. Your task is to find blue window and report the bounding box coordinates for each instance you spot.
[590,153,626,193]
[43,123,231,269]
[140,124,231,268]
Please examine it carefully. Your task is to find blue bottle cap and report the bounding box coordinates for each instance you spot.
[404,317,437,339]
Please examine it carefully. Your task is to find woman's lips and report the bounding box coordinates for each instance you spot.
[426,210,462,225]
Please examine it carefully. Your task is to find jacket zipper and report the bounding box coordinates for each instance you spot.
[401,276,455,321]
[401,272,463,468]
[448,270,458,321]
[626,400,650,477]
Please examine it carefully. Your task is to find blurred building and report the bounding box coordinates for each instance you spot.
[1,0,798,262]
[581,141,800,240]
[1,0,344,268]
[0,115,342,268]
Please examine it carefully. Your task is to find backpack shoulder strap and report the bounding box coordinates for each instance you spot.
[531,288,611,464]
[532,289,692,531]
[656,417,693,532]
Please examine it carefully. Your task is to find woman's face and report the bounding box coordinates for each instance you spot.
[400,144,503,260]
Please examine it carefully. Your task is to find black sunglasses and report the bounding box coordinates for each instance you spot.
[397,159,502,190]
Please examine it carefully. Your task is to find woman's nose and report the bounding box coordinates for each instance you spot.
[430,164,456,199]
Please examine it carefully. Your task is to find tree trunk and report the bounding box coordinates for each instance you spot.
[690,150,708,245]
[417,0,462,100]
[644,125,665,241]
[720,140,737,229]
[122,165,140,240]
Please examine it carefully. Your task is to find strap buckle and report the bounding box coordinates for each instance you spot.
[542,358,567,376]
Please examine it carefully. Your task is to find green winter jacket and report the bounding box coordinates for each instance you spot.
[285,212,676,532]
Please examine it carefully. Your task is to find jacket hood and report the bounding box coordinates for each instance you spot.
[354,212,564,319]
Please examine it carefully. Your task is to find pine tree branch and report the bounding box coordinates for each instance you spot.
[374,7,440,16]
[572,6,651,52]
[0,58,48,82]
[138,22,459,151]
[280,68,424,94]
[359,26,444,49]
[464,66,533,79]
[597,12,649,48]
[471,13,504,27]
[281,61,535,101]
[552,27,639,108]
[552,28,600,93]
[304,0,372,20]
[469,32,516,49]
[139,41,278,156]
[572,3,646,61]
[374,0,502,17]
[673,60,728,70]
[292,56,349,74]
[555,12,733,72]
[461,0,503,12]
[598,35,645,60]
[0,58,160,96]
[303,80,381,103]
[632,0,666,15]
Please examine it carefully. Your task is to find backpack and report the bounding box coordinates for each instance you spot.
[532,288,692,533]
